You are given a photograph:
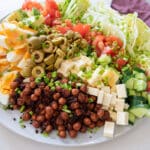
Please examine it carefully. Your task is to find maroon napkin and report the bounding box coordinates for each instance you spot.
[111,0,150,27]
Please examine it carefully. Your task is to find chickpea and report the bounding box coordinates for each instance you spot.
[75,109,83,116]
[58,97,66,105]
[61,78,68,83]
[69,130,77,138]
[23,87,31,95]
[22,112,30,121]
[60,112,69,121]
[80,126,87,133]
[62,89,70,97]
[89,122,95,129]
[45,113,52,120]
[56,117,63,125]
[58,130,66,138]
[102,111,110,120]
[97,109,105,119]
[56,86,62,92]
[45,125,53,133]
[38,104,44,110]
[73,122,81,131]
[36,115,45,122]
[80,84,87,93]
[71,89,79,96]
[83,117,91,126]
[34,88,42,96]
[32,121,40,128]
[32,115,37,121]
[58,125,65,131]
[51,101,58,110]
[87,103,95,111]
[45,106,53,115]
[40,110,46,115]
[78,93,86,103]
[53,92,61,100]
[90,113,98,122]
[70,102,79,110]
[96,120,104,127]
[30,81,36,89]
[9,98,16,105]
[10,82,19,89]
[31,94,38,101]
[29,77,35,82]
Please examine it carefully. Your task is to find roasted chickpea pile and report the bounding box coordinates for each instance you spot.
[21,30,88,78]
[9,72,111,138]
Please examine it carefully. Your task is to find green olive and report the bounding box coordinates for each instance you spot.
[67,50,74,58]
[80,39,88,48]
[74,32,82,40]
[39,35,47,42]
[44,54,55,65]
[31,50,44,63]
[54,57,63,69]
[21,59,35,77]
[39,63,46,68]
[52,37,67,46]
[32,66,45,78]
[56,49,65,58]
[65,30,74,39]
[28,37,41,49]
[42,41,53,53]
[46,64,53,71]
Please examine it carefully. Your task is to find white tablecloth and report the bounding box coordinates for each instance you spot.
[0,0,150,150]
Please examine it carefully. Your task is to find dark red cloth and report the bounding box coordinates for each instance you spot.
[111,0,150,26]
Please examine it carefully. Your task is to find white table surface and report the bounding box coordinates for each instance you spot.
[0,0,150,150]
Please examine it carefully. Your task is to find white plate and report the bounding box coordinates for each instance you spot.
[0,0,133,147]
[0,106,132,146]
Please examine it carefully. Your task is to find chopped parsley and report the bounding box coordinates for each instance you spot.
[32,8,40,16]
[51,71,57,78]
[15,88,22,94]
[88,98,94,103]
[42,132,49,137]
[19,118,25,128]
[35,77,42,84]
[19,105,25,113]
[62,105,72,114]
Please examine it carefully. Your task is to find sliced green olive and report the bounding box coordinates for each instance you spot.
[80,39,88,48]
[32,66,45,78]
[46,64,54,71]
[28,37,41,50]
[31,50,44,63]
[56,49,65,58]
[42,41,53,53]
[39,35,47,42]
[44,54,55,65]
[52,37,67,46]
[74,32,82,40]
[65,30,74,39]
[54,57,63,69]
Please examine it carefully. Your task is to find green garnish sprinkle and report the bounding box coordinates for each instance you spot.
[88,98,94,103]
[51,71,57,78]
[19,105,25,113]
[15,88,22,94]
[62,105,72,114]
[42,132,49,137]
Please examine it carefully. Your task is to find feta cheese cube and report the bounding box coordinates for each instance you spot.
[116,84,127,98]
[101,86,110,93]
[87,86,99,96]
[116,112,129,125]
[110,93,117,106]
[103,93,112,107]
[124,103,130,110]
[103,121,115,138]
[97,90,104,104]
[115,99,125,112]
[0,93,9,105]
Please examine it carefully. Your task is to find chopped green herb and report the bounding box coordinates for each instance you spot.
[18,9,28,20]
[19,105,25,113]
[62,105,72,114]
[18,35,24,41]
[43,76,50,84]
[69,73,78,81]
[51,71,57,78]
[32,8,40,16]
[83,70,92,79]
[42,42,49,49]
[48,82,54,87]
[19,118,25,128]
[35,77,42,84]
[15,88,22,94]
[88,98,94,103]
[55,81,61,86]
[51,86,56,91]
[29,111,33,116]
[42,132,49,137]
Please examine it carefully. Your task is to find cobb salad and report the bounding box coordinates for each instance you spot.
[0,0,150,139]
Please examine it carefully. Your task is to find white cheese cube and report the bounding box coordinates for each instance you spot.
[115,99,125,112]
[102,106,109,110]
[124,103,130,110]
[116,112,129,125]
[97,90,104,104]
[87,87,99,96]
[116,84,127,98]
[101,86,110,93]
[0,35,8,49]
[0,93,9,105]
[110,93,117,106]
[103,93,112,107]
[103,121,115,138]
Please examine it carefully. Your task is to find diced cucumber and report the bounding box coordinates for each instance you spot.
[135,73,147,81]
[126,78,134,90]
[145,109,150,117]
[142,92,148,99]
[133,67,145,73]
[133,79,147,92]
[128,90,136,96]
[129,112,136,125]
[129,104,149,118]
